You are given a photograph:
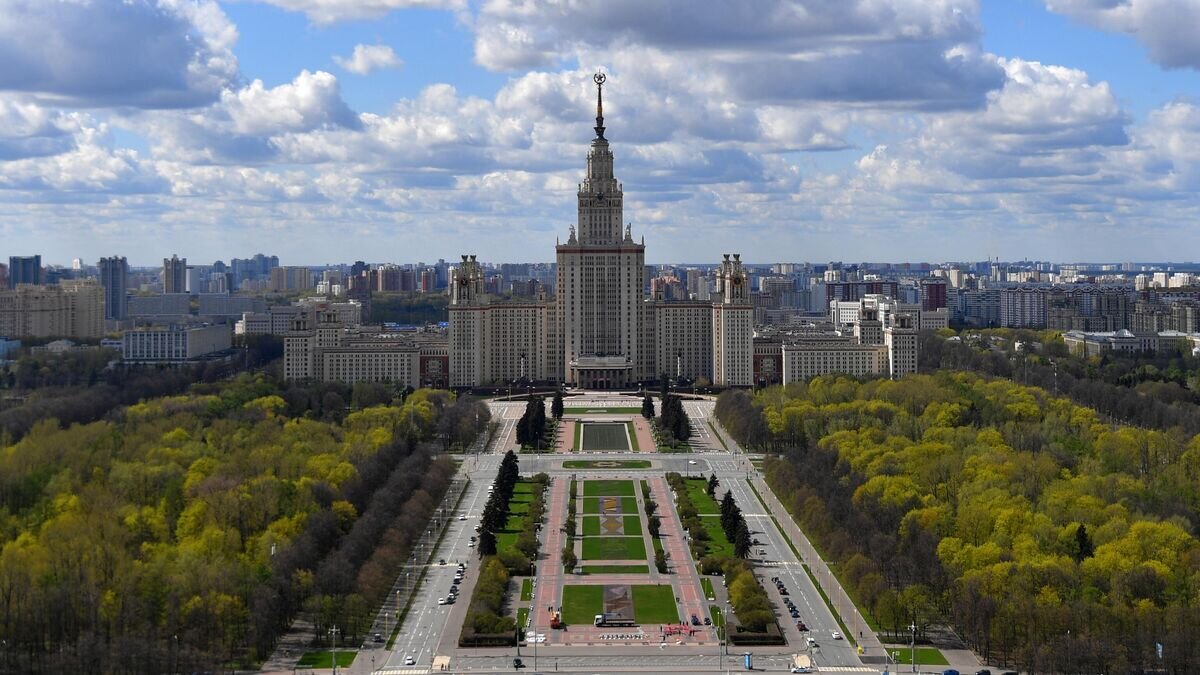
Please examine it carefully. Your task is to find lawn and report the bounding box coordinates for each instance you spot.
[573,422,582,451]
[581,565,651,574]
[632,585,679,624]
[581,423,631,451]
[625,421,641,451]
[520,578,533,601]
[700,578,716,601]
[583,479,636,497]
[682,477,720,514]
[699,515,734,559]
[296,651,356,668]
[517,607,529,628]
[561,585,604,625]
[497,481,537,555]
[563,459,651,469]
[582,515,642,537]
[564,407,643,414]
[582,536,647,561]
[583,496,638,514]
[890,647,949,666]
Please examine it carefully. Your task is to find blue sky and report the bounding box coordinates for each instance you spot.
[1,0,1199,266]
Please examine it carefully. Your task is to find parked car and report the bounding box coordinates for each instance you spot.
[373,633,384,643]
[404,655,415,665]
[831,631,842,640]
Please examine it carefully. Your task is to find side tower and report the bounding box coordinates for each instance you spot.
[712,253,753,386]
[448,255,485,387]
[555,73,645,389]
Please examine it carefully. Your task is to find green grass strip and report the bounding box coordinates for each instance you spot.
[564,407,643,413]
[520,578,533,601]
[701,577,716,601]
[517,607,530,629]
[582,479,636,496]
[561,585,604,625]
[573,421,582,451]
[563,459,651,469]
[891,647,950,665]
[625,421,641,451]
[632,584,679,624]
[580,565,651,574]
[296,651,355,668]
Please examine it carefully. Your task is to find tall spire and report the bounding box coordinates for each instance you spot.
[593,71,606,140]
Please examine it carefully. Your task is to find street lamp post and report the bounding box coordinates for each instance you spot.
[329,626,341,675]
[909,622,917,674]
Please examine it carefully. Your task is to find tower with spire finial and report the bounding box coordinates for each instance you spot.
[556,71,645,389]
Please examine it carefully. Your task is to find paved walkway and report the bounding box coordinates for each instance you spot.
[631,417,656,453]
[648,476,713,642]
[556,420,576,452]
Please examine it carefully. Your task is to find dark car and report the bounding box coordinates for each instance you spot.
[975,671,992,675]
[513,657,524,669]
[942,670,960,675]
[373,633,384,643]
[703,617,711,625]
[690,614,701,625]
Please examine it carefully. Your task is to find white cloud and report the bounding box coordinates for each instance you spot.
[0,0,238,108]
[1045,0,1200,70]
[247,0,464,24]
[334,44,403,75]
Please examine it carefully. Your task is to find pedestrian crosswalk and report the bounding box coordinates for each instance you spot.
[374,669,429,675]
[817,667,878,672]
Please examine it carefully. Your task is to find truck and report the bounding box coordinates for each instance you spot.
[593,613,637,627]
[790,654,813,673]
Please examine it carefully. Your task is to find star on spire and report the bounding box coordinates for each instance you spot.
[593,71,606,140]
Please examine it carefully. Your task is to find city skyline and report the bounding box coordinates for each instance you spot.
[2,1,1200,263]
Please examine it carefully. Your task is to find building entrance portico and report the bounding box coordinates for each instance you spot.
[569,355,634,389]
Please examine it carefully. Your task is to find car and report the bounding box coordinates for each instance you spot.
[445,596,456,604]
[831,631,842,640]
[790,611,800,618]
[779,587,789,595]
[703,617,711,625]
[439,559,446,565]
[942,670,960,675]
[373,633,384,643]
[796,621,808,631]
[458,515,467,520]
[467,541,475,548]
[513,657,524,668]
[790,668,812,674]
[975,670,992,675]
[690,614,700,625]
[687,460,697,465]
[469,536,477,542]
[437,597,446,605]
[404,655,415,666]
[806,636,817,647]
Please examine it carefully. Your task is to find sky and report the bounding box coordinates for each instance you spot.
[2,0,1200,267]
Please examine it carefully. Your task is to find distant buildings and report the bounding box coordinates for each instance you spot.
[98,255,129,320]
[163,255,187,294]
[269,266,314,292]
[122,324,232,363]
[1063,329,1200,358]
[0,280,104,339]
[283,309,447,387]
[8,255,42,286]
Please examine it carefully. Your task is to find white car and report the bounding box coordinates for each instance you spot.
[831,631,843,640]
[458,515,467,521]
[437,597,446,605]
[687,460,697,465]
[404,655,416,665]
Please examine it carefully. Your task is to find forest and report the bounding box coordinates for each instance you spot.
[716,373,1200,673]
[0,375,487,672]
[366,292,449,325]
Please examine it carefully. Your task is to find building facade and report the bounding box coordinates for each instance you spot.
[0,281,103,339]
[8,256,42,287]
[98,255,129,321]
[122,324,232,362]
[446,75,754,389]
[163,255,187,294]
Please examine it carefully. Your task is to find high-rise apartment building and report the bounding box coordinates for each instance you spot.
[163,255,187,293]
[8,255,42,286]
[0,280,104,339]
[98,255,128,320]
[269,266,314,292]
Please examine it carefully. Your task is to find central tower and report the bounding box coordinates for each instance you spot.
[556,73,646,388]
